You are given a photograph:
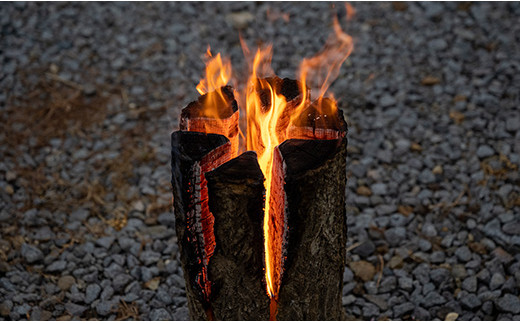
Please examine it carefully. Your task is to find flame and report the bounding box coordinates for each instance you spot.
[197,46,232,96]
[194,46,234,124]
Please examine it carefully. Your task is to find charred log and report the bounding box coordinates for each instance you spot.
[205,151,270,320]
[275,137,348,320]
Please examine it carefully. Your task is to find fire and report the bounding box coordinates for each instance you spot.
[196,47,232,96]
[192,4,354,319]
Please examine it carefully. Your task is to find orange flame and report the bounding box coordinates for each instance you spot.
[196,47,232,96]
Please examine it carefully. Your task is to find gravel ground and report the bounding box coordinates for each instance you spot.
[1,2,520,320]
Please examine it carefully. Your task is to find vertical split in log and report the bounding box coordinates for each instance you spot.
[205,151,270,320]
[180,85,240,157]
[171,131,233,319]
[246,76,308,155]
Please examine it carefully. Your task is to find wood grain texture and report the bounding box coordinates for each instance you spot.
[206,151,270,320]
[276,137,348,320]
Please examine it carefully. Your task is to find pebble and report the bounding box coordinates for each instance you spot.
[384,227,406,246]
[85,284,101,304]
[352,240,375,258]
[421,223,437,237]
[57,275,75,291]
[455,246,472,262]
[490,273,505,290]
[476,145,495,158]
[46,260,67,272]
[149,308,172,321]
[21,244,44,264]
[65,302,87,316]
[362,303,380,319]
[495,294,520,314]
[462,276,477,293]
[393,302,415,317]
[95,302,113,316]
[460,293,482,309]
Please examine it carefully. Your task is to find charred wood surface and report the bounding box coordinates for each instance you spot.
[276,137,348,320]
[171,131,232,320]
[205,151,270,320]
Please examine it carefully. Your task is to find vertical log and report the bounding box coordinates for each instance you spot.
[205,151,270,320]
[171,131,233,320]
[275,137,348,320]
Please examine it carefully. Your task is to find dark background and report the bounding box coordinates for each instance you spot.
[1,2,519,320]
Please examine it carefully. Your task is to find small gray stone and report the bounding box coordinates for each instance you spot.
[65,302,87,316]
[139,250,161,266]
[172,307,189,320]
[21,244,44,264]
[113,274,132,292]
[384,227,406,246]
[398,277,413,291]
[380,94,397,107]
[430,268,451,285]
[70,208,89,222]
[100,285,114,300]
[477,145,494,158]
[371,183,387,195]
[418,169,435,184]
[490,273,505,290]
[430,251,445,263]
[343,267,354,283]
[455,246,472,262]
[46,260,67,272]
[150,308,172,321]
[393,302,414,317]
[503,222,520,235]
[495,294,520,314]
[343,295,356,306]
[352,240,375,258]
[378,276,397,293]
[362,303,380,319]
[422,291,446,306]
[412,306,431,320]
[365,294,388,311]
[96,301,114,316]
[460,293,482,309]
[462,276,477,293]
[506,116,520,132]
[85,284,101,304]
[421,223,437,237]
[96,236,115,249]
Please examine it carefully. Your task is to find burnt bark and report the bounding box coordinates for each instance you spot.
[171,131,233,320]
[275,137,348,321]
[205,151,270,320]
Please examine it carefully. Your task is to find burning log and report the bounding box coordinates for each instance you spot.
[171,80,348,320]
